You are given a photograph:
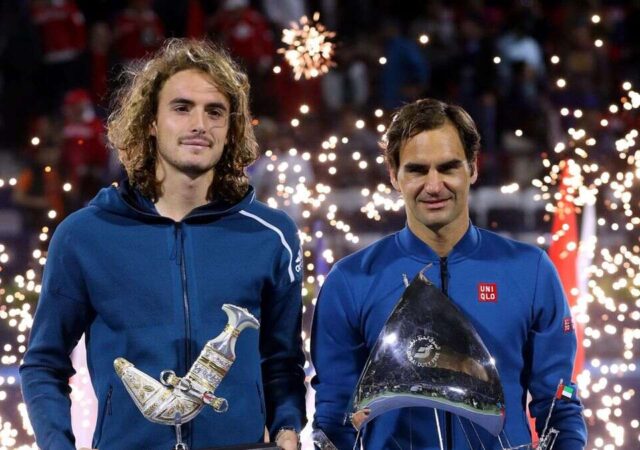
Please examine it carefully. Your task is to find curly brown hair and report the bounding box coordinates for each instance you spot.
[107,38,258,203]
[381,98,481,174]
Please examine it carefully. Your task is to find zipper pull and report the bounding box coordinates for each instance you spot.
[440,256,449,295]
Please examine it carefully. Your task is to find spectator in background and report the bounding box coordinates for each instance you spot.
[184,0,206,37]
[60,88,108,209]
[455,14,499,184]
[322,0,377,42]
[496,12,545,96]
[88,22,112,111]
[209,0,274,72]
[261,0,307,30]
[409,1,457,98]
[499,60,549,184]
[209,0,275,114]
[112,0,164,67]
[267,62,323,121]
[321,39,370,115]
[29,0,88,113]
[495,11,549,185]
[378,19,429,110]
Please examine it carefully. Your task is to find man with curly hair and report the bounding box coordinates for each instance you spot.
[21,39,305,450]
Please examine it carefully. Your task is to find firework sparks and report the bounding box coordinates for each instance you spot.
[279,12,335,80]
[531,74,640,447]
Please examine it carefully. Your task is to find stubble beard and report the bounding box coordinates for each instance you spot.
[158,138,223,180]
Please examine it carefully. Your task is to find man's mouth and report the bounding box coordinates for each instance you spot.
[420,198,451,209]
[180,138,211,147]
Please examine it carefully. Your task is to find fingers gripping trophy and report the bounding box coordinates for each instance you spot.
[114,304,259,450]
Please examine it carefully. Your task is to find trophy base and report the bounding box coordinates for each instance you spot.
[198,445,280,450]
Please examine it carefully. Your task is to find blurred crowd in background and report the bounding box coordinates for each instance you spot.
[0,0,639,271]
[0,2,639,446]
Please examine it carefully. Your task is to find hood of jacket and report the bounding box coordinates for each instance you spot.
[88,178,256,222]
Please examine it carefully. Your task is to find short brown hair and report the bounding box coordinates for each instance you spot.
[381,98,480,173]
[107,38,258,203]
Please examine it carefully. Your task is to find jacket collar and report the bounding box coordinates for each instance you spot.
[396,221,480,263]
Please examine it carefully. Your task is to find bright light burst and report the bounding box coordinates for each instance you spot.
[279,12,335,80]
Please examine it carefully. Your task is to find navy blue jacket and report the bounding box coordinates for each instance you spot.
[21,182,306,449]
[312,224,586,450]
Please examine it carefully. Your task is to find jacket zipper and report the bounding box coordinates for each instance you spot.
[440,257,452,450]
[176,222,193,447]
[106,386,113,416]
[176,223,192,370]
[95,385,113,446]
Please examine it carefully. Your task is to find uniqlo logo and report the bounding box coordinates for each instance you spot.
[563,317,573,333]
[478,283,497,302]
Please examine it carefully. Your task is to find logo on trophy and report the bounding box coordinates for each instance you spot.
[406,335,441,368]
[114,304,274,450]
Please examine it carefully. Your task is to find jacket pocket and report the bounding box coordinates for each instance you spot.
[92,385,113,448]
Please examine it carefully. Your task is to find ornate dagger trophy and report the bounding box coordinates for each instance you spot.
[114,304,260,450]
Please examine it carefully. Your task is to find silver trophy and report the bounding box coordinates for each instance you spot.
[114,304,260,450]
[313,270,562,450]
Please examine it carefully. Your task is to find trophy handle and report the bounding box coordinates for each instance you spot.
[222,304,260,333]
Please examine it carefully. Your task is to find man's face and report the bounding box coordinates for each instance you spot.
[151,69,230,181]
[390,123,477,235]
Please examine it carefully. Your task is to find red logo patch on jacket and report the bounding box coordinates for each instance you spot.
[563,317,574,333]
[478,283,497,302]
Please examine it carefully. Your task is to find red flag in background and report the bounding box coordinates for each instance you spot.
[548,163,584,379]
[528,162,586,443]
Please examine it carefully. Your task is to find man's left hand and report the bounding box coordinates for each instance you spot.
[275,429,299,450]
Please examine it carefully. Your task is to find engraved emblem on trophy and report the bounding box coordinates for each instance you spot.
[114,304,259,450]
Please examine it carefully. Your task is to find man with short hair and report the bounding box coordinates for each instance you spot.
[21,38,305,450]
[311,98,587,449]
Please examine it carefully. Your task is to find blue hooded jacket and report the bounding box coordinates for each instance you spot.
[20,181,306,449]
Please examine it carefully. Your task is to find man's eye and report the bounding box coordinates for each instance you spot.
[208,109,224,118]
[441,165,461,173]
[174,105,189,112]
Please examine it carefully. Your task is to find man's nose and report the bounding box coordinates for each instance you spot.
[190,110,207,134]
[424,170,443,194]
